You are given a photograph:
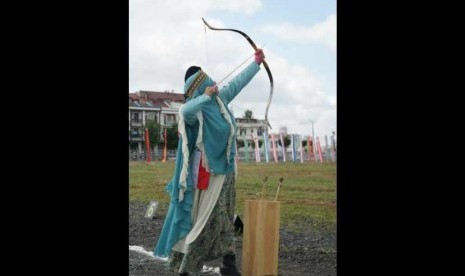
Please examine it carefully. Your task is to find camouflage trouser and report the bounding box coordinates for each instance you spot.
[166,172,237,275]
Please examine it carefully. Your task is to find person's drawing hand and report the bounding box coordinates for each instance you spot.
[204,84,218,96]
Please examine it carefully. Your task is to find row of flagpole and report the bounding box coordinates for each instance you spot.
[245,132,327,163]
[143,128,335,164]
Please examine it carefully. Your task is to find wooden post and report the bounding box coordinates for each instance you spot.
[242,200,280,276]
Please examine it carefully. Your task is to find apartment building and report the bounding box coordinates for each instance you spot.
[129,90,184,154]
[129,90,273,158]
[235,117,269,141]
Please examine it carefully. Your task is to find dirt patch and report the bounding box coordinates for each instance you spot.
[129,201,336,275]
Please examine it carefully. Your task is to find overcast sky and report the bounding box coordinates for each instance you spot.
[130,0,336,142]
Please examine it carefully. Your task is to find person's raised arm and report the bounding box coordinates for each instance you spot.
[219,49,264,105]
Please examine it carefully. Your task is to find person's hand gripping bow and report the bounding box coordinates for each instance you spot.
[255,48,265,65]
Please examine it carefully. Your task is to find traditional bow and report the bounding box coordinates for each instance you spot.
[202,17,273,129]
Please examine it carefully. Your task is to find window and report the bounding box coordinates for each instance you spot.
[131,113,140,121]
[146,113,155,120]
[164,114,176,124]
[131,128,140,136]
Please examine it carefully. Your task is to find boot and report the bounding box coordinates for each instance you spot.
[220,254,241,276]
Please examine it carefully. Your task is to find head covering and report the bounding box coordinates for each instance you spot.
[185,66,201,82]
[183,68,215,101]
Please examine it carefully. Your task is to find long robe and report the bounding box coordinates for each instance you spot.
[154,61,260,259]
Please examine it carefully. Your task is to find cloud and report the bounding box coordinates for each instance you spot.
[259,14,336,51]
[130,0,336,138]
[231,51,336,138]
[130,0,265,92]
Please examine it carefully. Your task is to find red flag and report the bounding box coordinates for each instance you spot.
[162,128,167,162]
[145,128,151,164]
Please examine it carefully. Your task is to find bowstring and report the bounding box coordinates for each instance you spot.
[216,52,255,87]
[216,44,266,87]
[204,23,210,72]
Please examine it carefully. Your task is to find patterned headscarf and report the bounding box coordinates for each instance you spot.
[183,68,215,101]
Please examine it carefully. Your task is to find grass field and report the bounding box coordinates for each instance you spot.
[129,161,336,231]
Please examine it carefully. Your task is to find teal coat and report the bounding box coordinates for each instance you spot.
[154,61,260,257]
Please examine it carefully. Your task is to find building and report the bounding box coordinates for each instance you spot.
[129,90,184,155]
[129,90,275,160]
[235,117,269,142]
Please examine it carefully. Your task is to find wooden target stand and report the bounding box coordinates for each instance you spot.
[242,199,281,276]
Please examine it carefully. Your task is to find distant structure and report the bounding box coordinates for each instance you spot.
[129,90,279,157]
[235,117,269,142]
[129,90,184,154]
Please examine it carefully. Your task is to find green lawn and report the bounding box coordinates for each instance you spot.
[129,161,336,230]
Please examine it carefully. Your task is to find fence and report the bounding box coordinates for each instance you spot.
[129,147,336,163]
[235,147,336,163]
[129,149,177,161]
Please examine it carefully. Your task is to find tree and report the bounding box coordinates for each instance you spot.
[244,109,253,119]
[144,119,161,150]
[302,139,308,152]
[251,139,263,149]
[236,139,245,148]
[278,135,291,148]
[165,123,179,150]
